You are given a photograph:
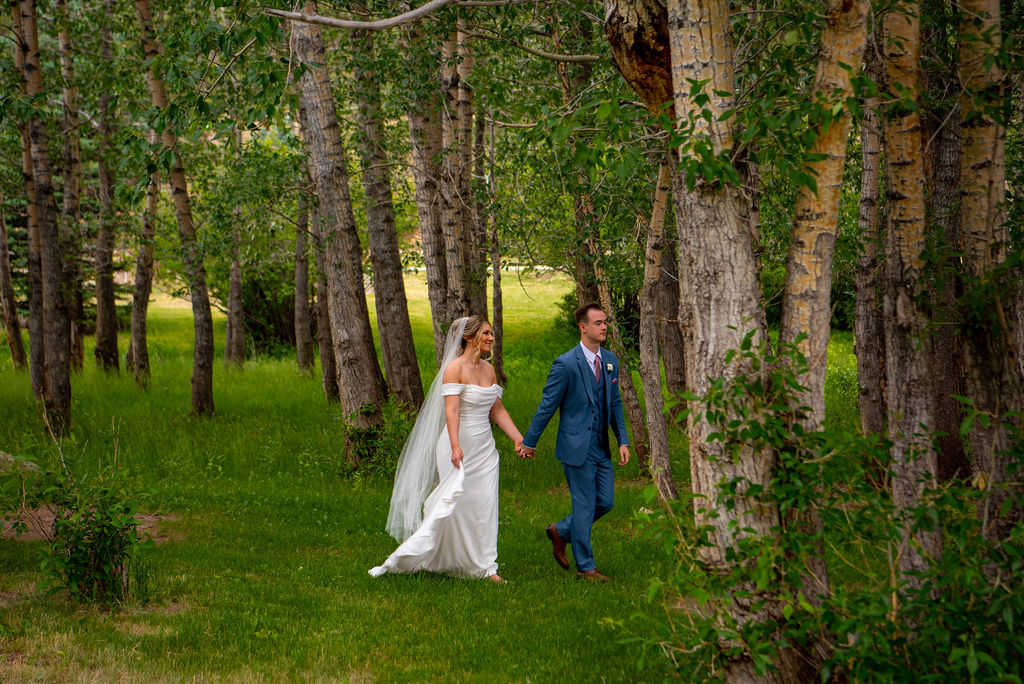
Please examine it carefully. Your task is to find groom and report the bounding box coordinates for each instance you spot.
[517,303,630,581]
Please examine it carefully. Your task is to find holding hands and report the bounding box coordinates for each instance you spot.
[515,441,535,459]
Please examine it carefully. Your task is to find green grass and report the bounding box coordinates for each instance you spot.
[0,272,861,681]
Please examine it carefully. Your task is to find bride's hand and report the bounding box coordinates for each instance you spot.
[451,446,464,468]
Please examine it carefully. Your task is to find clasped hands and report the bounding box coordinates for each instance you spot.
[514,440,535,459]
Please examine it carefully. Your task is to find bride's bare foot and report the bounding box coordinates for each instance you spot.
[488,574,505,583]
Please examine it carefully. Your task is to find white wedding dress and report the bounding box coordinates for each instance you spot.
[369,383,503,579]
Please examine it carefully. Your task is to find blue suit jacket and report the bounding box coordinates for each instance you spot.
[522,345,629,467]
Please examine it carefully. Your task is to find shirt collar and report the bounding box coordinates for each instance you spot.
[579,342,601,367]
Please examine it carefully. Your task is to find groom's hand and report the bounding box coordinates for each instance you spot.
[617,445,630,466]
[517,444,535,459]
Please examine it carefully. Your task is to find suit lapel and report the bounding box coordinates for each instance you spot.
[598,348,610,416]
[575,347,597,406]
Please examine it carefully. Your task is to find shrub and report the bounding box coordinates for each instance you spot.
[619,335,1024,682]
[40,469,150,605]
[341,397,416,480]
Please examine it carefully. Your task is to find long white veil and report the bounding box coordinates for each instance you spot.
[385,317,469,541]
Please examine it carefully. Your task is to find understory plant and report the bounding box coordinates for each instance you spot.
[40,467,150,605]
[620,337,1024,682]
[341,397,416,480]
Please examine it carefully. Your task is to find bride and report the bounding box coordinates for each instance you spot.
[369,316,523,582]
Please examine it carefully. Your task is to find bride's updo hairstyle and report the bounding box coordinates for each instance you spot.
[459,315,489,352]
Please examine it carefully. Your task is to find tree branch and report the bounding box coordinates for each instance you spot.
[465,27,600,62]
[263,0,455,31]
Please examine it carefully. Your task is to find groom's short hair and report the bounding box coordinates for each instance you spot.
[575,302,603,327]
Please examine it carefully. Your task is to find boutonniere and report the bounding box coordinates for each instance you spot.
[606,363,613,372]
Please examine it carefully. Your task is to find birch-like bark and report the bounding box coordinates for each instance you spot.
[639,160,677,501]
[457,28,485,317]
[919,3,969,481]
[471,107,489,319]
[402,13,449,363]
[294,9,387,430]
[130,148,158,388]
[957,0,1023,541]
[667,1,807,680]
[854,39,886,440]
[440,25,471,317]
[0,196,26,369]
[294,191,314,373]
[10,4,43,397]
[94,8,120,372]
[312,208,340,403]
[352,28,424,409]
[137,0,215,415]
[780,0,868,425]
[19,0,72,431]
[56,0,84,372]
[657,228,686,405]
[881,0,939,583]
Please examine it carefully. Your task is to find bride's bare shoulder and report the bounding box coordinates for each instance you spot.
[442,358,464,384]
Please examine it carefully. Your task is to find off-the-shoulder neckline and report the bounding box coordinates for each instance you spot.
[442,382,502,389]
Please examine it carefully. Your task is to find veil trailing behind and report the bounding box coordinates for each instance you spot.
[385,317,469,541]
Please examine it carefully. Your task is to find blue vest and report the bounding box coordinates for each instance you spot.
[591,365,608,450]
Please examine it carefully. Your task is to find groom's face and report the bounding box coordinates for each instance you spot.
[580,310,608,345]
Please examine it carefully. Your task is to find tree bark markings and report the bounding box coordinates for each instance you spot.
[880,0,940,583]
[130,143,158,388]
[137,0,215,415]
[352,27,425,409]
[94,0,120,373]
[18,0,73,431]
[294,8,387,432]
[957,0,1023,540]
[294,191,315,373]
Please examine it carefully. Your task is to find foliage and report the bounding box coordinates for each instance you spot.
[2,454,150,606]
[340,397,416,480]
[620,336,1024,682]
[0,273,679,682]
[40,468,150,606]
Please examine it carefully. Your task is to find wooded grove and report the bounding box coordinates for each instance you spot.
[2,0,1022,680]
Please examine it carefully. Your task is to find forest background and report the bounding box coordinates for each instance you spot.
[1,0,1023,681]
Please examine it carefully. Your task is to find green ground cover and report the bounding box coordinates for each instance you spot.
[0,272,858,681]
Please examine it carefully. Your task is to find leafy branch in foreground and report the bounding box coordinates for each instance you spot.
[612,336,1024,682]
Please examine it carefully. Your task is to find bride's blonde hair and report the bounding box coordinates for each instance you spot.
[459,315,490,355]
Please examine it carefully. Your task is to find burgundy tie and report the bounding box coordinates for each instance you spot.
[594,355,601,383]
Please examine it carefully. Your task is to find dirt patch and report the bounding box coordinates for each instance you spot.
[0,589,29,609]
[2,508,183,545]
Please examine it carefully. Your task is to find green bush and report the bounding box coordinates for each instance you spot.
[341,397,416,480]
[621,334,1024,682]
[40,470,150,605]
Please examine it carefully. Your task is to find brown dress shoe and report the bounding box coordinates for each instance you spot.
[577,569,611,582]
[546,524,570,570]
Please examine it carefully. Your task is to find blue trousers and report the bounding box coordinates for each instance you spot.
[555,441,614,573]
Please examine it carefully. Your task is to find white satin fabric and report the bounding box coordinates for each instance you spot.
[370,383,503,579]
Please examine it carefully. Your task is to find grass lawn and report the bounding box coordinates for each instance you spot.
[0,271,858,682]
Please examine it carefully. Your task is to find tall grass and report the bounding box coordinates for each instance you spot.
[0,272,860,681]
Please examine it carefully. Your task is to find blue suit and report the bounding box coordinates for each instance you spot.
[523,344,629,572]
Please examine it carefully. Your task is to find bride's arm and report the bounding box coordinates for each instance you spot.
[445,395,463,467]
[442,361,464,467]
[490,399,523,447]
